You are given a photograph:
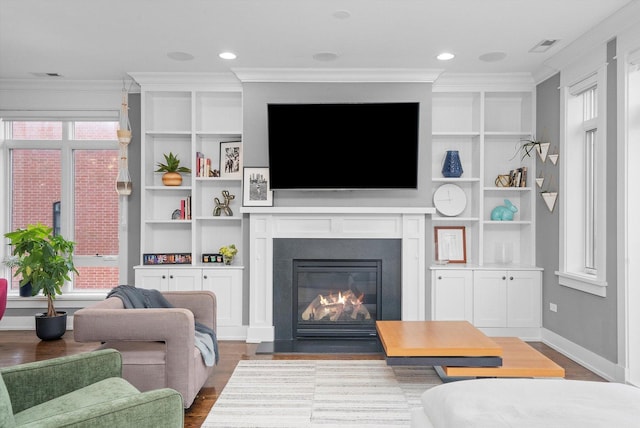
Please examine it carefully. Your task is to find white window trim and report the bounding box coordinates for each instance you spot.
[557,51,608,297]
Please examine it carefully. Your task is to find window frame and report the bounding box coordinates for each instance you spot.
[2,119,124,295]
[557,63,608,297]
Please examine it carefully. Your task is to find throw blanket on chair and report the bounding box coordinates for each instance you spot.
[107,285,218,366]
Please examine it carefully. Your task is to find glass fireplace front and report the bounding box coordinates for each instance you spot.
[293,259,381,338]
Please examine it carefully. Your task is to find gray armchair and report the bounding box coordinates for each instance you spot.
[0,349,183,427]
[73,290,217,408]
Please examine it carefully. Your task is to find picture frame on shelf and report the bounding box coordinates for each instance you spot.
[434,226,467,264]
[219,141,242,179]
[243,167,273,207]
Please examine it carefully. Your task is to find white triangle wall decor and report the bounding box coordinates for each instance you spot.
[541,192,558,212]
[535,177,544,188]
[537,142,550,162]
[548,153,559,165]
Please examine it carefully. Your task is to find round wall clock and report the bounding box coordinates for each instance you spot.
[433,184,467,216]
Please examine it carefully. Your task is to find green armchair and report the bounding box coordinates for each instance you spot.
[0,349,183,428]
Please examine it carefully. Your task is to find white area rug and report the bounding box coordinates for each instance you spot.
[202,360,442,428]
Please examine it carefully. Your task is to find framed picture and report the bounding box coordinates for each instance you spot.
[243,167,273,207]
[219,141,242,179]
[434,226,467,264]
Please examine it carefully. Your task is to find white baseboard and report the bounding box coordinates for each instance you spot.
[541,328,625,382]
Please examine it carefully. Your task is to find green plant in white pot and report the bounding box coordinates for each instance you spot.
[4,223,78,340]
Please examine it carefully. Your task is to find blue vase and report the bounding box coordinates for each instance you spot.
[442,150,463,178]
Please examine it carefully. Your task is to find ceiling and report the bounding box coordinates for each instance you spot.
[0,0,636,83]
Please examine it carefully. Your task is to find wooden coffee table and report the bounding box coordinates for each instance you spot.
[376,320,503,367]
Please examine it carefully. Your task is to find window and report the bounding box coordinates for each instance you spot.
[3,120,121,293]
[558,67,608,296]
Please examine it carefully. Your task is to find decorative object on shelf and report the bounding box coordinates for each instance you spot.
[171,209,182,220]
[495,241,514,264]
[202,253,223,263]
[213,190,235,216]
[142,253,192,265]
[434,226,467,264]
[4,223,78,340]
[219,244,238,265]
[243,167,274,207]
[541,191,558,212]
[490,199,518,221]
[211,169,220,177]
[433,183,466,217]
[220,141,242,179]
[441,150,463,178]
[155,152,191,186]
[495,174,512,187]
[116,82,133,196]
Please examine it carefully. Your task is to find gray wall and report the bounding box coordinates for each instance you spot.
[537,39,618,363]
[241,82,433,206]
[127,93,142,284]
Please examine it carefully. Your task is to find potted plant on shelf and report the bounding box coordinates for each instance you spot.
[4,223,78,340]
[219,244,238,265]
[155,152,191,186]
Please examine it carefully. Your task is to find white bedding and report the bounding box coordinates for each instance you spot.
[417,378,640,428]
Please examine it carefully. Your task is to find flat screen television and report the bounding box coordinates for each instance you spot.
[267,102,420,190]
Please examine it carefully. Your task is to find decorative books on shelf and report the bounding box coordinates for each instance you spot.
[143,253,192,265]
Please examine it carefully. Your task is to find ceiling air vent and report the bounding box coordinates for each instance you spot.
[529,39,559,53]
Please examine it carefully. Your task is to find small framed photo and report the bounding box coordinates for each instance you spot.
[434,226,467,264]
[220,141,242,179]
[243,167,273,207]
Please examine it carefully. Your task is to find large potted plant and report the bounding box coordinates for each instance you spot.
[4,223,78,340]
[155,152,191,186]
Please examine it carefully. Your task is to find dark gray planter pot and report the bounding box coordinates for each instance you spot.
[19,282,33,297]
[35,311,67,341]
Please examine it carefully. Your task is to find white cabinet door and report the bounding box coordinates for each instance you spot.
[507,270,541,327]
[134,267,201,291]
[168,268,202,291]
[432,269,473,321]
[473,270,508,327]
[202,268,242,327]
[135,268,170,290]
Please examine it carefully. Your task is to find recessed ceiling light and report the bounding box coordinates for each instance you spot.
[479,52,507,62]
[167,51,194,61]
[437,52,455,61]
[332,10,351,19]
[219,52,237,60]
[313,52,339,62]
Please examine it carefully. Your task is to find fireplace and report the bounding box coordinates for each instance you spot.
[243,207,433,343]
[294,259,381,338]
[272,238,401,341]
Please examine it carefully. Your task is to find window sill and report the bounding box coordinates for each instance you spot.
[555,271,607,297]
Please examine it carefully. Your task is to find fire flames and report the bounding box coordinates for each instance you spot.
[301,289,371,322]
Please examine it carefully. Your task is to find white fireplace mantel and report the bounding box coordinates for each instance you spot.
[243,206,435,343]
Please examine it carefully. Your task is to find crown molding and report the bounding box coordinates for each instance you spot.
[230,68,443,83]
[433,72,535,91]
[127,72,241,91]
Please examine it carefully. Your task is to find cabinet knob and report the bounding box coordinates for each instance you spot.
[161,275,166,279]
[502,276,506,280]
[438,276,442,280]
[510,276,514,281]
[169,275,174,279]
[203,275,208,279]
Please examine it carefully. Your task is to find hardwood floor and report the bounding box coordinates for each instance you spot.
[0,331,607,428]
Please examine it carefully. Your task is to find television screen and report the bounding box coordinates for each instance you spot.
[267,102,420,190]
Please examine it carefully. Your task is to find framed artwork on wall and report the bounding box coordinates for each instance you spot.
[243,167,273,207]
[434,226,467,264]
[219,141,242,179]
